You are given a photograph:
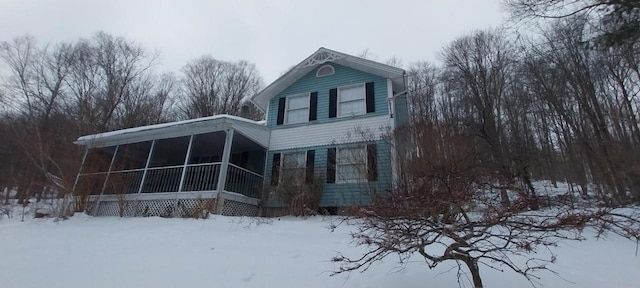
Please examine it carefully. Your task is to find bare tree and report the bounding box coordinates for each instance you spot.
[179,56,263,120]
[0,35,77,199]
[333,121,640,288]
[440,29,518,206]
[0,32,173,207]
[115,72,177,128]
[406,61,439,124]
[64,31,160,133]
[504,0,640,46]
[522,17,640,202]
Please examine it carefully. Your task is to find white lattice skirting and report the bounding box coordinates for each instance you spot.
[85,191,259,217]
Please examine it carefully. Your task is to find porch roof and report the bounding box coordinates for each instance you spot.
[75,114,271,149]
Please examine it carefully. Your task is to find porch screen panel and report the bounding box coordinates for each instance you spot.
[83,146,116,174]
[142,136,190,193]
[103,141,151,195]
[76,146,116,196]
[112,141,152,170]
[183,132,225,192]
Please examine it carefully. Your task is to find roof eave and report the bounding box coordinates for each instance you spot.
[76,115,270,148]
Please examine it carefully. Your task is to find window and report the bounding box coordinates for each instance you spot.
[336,146,367,183]
[285,93,310,124]
[338,84,365,117]
[281,152,306,183]
[316,65,335,77]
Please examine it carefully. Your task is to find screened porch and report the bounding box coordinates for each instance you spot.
[72,115,270,217]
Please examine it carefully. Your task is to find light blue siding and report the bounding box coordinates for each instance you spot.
[266,63,389,128]
[264,140,392,207]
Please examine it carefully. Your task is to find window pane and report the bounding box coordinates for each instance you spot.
[288,95,309,110]
[338,164,366,181]
[283,152,306,168]
[339,85,364,102]
[337,147,367,182]
[339,147,366,164]
[286,94,309,124]
[286,108,308,124]
[282,152,306,183]
[339,100,365,116]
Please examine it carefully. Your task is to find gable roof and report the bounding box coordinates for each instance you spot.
[250,47,406,111]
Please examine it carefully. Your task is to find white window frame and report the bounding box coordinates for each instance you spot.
[280,151,307,184]
[336,146,367,183]
[284,93,310,124]
[316,64,335,77]
[337,83,366,118]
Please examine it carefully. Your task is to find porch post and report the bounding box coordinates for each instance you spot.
[216,128,234,214]
[93,145,120,215]
[70,147,89,196]
[173,134,194,216]
[60,147,89,218]
[137,139,156,194]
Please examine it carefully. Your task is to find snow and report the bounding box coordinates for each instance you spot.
[1,213,638,288]
[75,114,263,144]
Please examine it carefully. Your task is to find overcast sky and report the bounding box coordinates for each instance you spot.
[0,0,506,83]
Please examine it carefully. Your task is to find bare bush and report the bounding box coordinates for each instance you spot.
[271,172,324,217]
[332,121,640,288]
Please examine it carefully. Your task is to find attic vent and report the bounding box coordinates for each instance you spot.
[316,65,335,77]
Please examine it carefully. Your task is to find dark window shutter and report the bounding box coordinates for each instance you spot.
[309,92,318,121]
[329,88,337,118]
[271,153,281,186]
[367,144,377,182]
[327,148,336,183]
[305,150,315,184]
[276,98,286,125]
[366,82,375,113]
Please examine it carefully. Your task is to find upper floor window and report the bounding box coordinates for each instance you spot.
[338,83,366,117]
[316,65,335,77]
[285,93,310,124]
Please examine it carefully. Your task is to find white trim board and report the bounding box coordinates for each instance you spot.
[269,115,392,151]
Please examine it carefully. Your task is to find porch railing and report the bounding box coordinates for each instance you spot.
[182,162,221,192]
[141,166,183,193]
[77,162,263,199]
[104,169,144,194]
[225,163,263,198]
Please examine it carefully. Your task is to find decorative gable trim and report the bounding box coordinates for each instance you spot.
[300,51,345,68]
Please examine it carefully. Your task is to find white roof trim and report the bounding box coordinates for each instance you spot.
[75,114,270,148]
[250,47,405,111]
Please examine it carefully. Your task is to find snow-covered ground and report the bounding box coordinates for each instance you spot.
[0,213,638,288]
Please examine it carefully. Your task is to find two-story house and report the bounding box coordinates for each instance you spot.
[71,48,408,217]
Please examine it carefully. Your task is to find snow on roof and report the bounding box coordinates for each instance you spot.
[76,114,265,144]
